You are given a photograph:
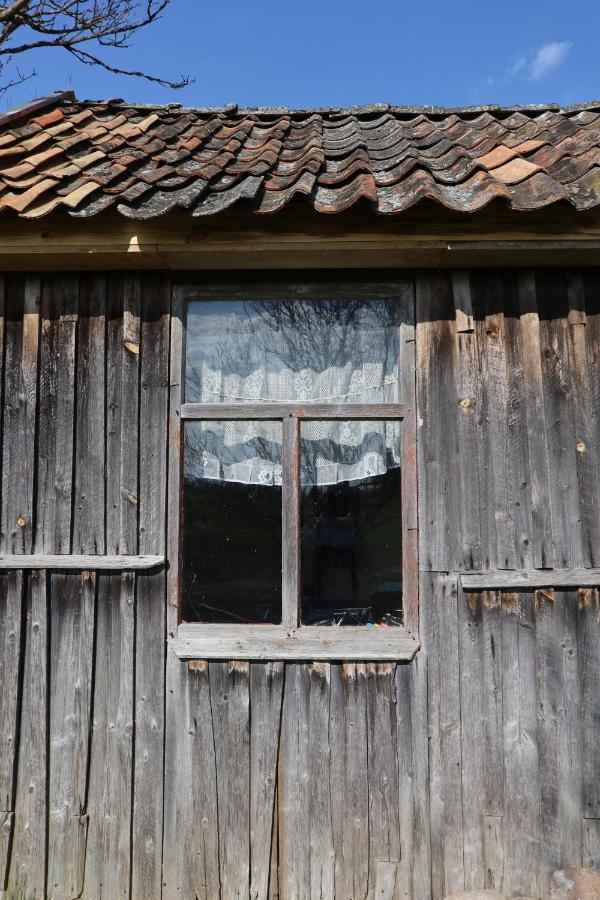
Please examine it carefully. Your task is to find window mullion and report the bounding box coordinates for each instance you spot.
[281,415,300,629]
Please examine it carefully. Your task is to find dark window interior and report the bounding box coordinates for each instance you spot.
[183,420,282,624]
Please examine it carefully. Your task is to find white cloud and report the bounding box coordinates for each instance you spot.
[529,41,572,80]
[507,56,527,78]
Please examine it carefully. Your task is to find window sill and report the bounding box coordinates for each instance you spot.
[171,623,419,662]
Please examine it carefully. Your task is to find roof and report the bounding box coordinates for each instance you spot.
[1,91,600,219]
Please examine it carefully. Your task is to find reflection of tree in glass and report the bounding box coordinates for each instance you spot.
[186,298,399,400]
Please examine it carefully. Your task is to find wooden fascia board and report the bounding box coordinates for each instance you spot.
[1,207,599,269]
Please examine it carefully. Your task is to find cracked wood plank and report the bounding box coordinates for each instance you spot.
[250,662,284,900]
[132,272,170,900]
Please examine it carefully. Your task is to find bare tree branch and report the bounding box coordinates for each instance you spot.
[0,0,192,93]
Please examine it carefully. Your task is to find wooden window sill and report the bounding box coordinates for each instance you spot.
[172,623,419,662]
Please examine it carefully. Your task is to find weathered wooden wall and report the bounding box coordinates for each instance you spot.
[0,268,598,900]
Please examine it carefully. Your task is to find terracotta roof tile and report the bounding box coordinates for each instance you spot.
[488,158,541,184]
[1,93,600,218]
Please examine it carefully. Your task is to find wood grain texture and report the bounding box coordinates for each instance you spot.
[173,624,419,660]
[462,568,600,589]
[250,662,284,900]
[0,553,164,569]
[132,272,170,900]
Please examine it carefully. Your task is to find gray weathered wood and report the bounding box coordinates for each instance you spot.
[457,590,486,890]
[416,272,462,571]
[162,285,189,898]
[8,571,48,895]
[481,274,516,569]
[366,663,401,899]
[566,273,600,567]
[453,271,483,570]
[330,664,369,900]
[132,272,170,900]
[84,274,139,899]
[4,277,43,896]
[210,661,251,899]
[501,591,541,898]
[518,270,555,568]
[462,568,600,589]
[174,623,419,660]
[278,664,311,898]
[308,662,335,900]
[250,661,284,900]
[578,588,600,818]
[44,272,93,900]
[538,271,584,567]
[166,660,220,899]
[421,573,464,898]
[398,278,419,634]
[282,415,300,629]
[0,553,164,569]
[556,590,583,868]
[182,401,405,420]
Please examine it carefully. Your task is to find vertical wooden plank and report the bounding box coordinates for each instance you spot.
[503,271,535,570]
[583,818,600,869]
[308,662,334,900]
[396,650,432,900]
[398,277,418,633]
[452,271,483,571]
[556,590,583,868]
[282,415,300,628]
[84,274,139,899]
[578,588,600,819]
[501,591,541,899]
[1,275,40,556]
[457,590,485,891]
[42,274,97,900]
[209,660,251,900]
[518,270,554,569]
[8,571,48,894]
[395,662,414,900]
[162,284,188,900]
[421,573,464,898]
[534,589,560,881]
[166,660,220,899]
[132,272,170,900]
[0,275,36,891]
[4,276,43,896]
[566,272,600,567]
[330,664,369,900]
[416,272,462,571]
[583,270,600,565]
[538,270,584,568]
[366,663,401,900]
[480,271,516,569]
[278,663,311,899]
[250,662,284,900]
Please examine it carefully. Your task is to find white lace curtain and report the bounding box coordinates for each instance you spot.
[184,298,401,486]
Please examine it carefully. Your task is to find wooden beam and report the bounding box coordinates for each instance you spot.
[181,402,405,420]
[0,554,164,570]
[0,206,599,270]
[461,568,600,590]
[173,624,419,661]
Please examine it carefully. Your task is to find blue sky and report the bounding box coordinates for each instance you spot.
[2,0,599,111]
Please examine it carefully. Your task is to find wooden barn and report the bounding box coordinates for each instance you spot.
[0,90,599,900]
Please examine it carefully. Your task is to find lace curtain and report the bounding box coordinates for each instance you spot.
[184,298,401,486]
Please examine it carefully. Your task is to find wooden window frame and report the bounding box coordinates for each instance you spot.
[167,280,419,661]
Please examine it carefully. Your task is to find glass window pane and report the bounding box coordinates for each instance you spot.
[300,420,402,626]
[183,420,282,623]
[186,298,399,404]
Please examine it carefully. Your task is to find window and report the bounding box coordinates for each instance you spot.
[170,283,418,660]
